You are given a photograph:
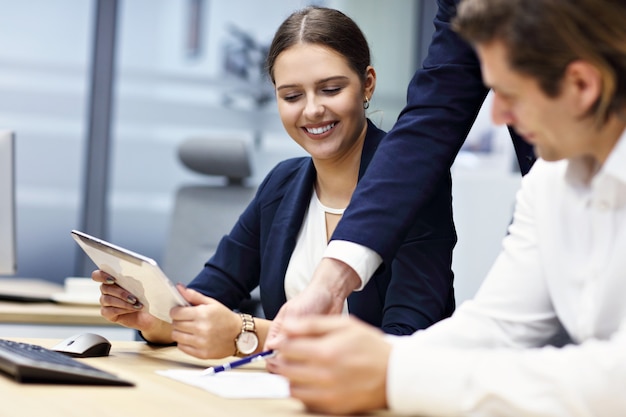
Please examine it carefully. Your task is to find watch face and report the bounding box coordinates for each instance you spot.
[236,331,259,355]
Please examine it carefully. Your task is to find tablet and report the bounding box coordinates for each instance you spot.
[71,230,189,323]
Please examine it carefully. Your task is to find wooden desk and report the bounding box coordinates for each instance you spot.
[0,279,134,340]
[0,339,310,417]
[0,299,111,326]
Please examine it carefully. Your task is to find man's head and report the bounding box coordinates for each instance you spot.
[454,0,626,163]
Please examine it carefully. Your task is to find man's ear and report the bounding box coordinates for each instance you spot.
[564,60,602,117]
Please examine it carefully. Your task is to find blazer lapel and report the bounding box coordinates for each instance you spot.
[261,160,316,318]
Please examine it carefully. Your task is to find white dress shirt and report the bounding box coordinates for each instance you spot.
[386,129,626,416]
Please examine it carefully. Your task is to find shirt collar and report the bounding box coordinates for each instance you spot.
[599,128,626,184]
[565,128,626,188]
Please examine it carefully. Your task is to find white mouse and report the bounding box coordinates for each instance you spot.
[51,332,111,358]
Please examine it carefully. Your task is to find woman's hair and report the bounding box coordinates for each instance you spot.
[266,6,371,85]
[453,0,626,125]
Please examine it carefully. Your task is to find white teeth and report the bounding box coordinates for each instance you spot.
[306,123,335,135]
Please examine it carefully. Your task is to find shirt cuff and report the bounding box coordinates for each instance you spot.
[324,240,382,291]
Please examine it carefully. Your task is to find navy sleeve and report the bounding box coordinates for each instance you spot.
[186,177,269,310]
[332,0,531,265]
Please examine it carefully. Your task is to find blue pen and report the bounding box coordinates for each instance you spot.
[201,350,276,376]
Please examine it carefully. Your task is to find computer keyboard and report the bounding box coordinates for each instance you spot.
[0,338,134,385]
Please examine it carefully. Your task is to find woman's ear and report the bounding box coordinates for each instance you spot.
[564,60,602,117]
[364,65,377,101]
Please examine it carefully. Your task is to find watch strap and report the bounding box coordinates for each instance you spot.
[240,313,255,333]
[234,313,257,356]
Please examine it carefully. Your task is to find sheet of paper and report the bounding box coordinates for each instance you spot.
[157,369,290,399]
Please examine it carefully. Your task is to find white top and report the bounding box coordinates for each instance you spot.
[285,190,349,314]
[385,129,626,416]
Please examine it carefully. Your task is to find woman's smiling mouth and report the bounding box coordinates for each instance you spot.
[305,122,337,135]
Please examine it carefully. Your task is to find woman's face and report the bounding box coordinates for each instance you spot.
[273,43,375,163]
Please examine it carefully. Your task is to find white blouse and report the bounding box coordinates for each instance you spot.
[284,189,349,314]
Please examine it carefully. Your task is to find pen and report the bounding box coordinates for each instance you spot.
[201,350,276,376]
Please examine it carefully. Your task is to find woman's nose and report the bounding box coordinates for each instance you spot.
[304,96,324,118]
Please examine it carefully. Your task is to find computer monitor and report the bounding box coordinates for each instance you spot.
[0,130,16,275]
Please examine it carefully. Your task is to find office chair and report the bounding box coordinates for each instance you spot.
[162,136,262,316]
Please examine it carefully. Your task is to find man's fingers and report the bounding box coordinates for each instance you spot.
[279,338,329,363]
[265,306,285,350]
[281,315,354,338]
[276,317,360,363]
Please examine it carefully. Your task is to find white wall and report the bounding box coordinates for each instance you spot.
[451,172,520,304]
[451,93,521,303]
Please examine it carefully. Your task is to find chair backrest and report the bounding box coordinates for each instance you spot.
[162,137,257,285]
[176,137,252,185]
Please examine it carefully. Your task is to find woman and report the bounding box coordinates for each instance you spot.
[93,6,456,359]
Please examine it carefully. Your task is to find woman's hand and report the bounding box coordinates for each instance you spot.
[170,285,242,359]
[92,269,172,344]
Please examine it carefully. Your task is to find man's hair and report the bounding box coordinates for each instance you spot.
[453,0,626,125]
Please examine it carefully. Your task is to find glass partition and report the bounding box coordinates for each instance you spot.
[0,0,94,281]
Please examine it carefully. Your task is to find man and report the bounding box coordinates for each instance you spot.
[268,0,626,415]
[266,0,535,345]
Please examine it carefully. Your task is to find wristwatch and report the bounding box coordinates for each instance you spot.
[234,313,258,356]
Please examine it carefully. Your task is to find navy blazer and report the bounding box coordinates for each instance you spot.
[332,0,535,266]
[189,119,456,335]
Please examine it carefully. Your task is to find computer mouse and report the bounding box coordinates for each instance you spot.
[51,332,112,358]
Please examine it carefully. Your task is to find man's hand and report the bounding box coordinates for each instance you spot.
[268,315,391,415]
[265,257,361,349]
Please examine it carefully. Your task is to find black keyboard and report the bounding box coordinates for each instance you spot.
[0,338,134,385]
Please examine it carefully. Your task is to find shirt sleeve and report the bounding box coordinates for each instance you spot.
[324,240,382,290]
[387,331,626,416]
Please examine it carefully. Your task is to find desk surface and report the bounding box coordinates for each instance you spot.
[0,278,114,326]
[0,301,112,326]
[0,339,344,417]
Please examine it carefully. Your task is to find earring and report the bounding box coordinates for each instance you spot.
[363,96,370,110]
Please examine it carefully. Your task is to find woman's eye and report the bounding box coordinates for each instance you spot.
[282,93,301,102]
[322,87,341,95]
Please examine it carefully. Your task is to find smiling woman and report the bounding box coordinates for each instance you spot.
[92,6,456,361]
[272,43,374,201]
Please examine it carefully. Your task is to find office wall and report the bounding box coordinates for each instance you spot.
[452,93,519,303]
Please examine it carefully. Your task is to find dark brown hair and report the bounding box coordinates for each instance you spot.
[453,0,626,125]
[266,6,371,85]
